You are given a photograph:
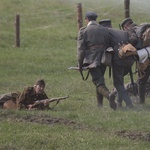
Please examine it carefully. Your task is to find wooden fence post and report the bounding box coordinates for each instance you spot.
[15,13,20,47]
[124,0,130,18]
[77,3,83,31]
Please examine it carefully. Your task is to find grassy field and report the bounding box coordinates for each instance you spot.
[0,0,150,149]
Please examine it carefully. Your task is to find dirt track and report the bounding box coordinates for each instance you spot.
[116,130,150,142]
[0,110,150,142]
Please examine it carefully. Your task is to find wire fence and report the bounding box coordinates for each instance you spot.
[0,0,149,47]
[0,0,149,23]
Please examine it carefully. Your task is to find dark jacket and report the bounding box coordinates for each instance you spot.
[77,21,110,68]
[108,28,135,81]
[108,28,129,60]
[127,23,143,49]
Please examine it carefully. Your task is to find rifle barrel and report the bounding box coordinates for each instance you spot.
[68,67,88,71]
[32,96,69,108]
[48,96,69,102]
[68,67,79,70]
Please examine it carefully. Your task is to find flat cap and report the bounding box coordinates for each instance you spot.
[120,18,133,28]
[35,79,45,86]
[85,11,98,21]
[99,19,112,28]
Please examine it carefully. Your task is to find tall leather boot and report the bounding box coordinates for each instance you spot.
[115,85,133,108]
[97,85,117,110]
[96,87,103,107]
[138,85,146,104]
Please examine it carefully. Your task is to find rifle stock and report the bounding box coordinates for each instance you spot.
[31,96,69,108]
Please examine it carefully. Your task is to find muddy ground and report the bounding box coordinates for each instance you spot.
[0,110,150,142]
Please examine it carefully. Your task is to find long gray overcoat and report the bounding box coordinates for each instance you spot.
[77,21,110,68]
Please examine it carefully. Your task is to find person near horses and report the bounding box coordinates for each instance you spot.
[121,18,150,104]
[77,11,117,110]
[100,19,134,108]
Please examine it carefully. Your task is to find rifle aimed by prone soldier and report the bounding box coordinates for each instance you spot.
[27,96,69,110]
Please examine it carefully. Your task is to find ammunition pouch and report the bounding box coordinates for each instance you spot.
[118,43,137,59]
[101,47,114,67]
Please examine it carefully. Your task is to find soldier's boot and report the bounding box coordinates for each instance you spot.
[117,102,123,108]
[138,85,146,104]
[97,85,117,110]
[96,87,103,107]
[116,94,123,108]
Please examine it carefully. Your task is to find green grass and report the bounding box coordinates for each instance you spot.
[0,0,150,149]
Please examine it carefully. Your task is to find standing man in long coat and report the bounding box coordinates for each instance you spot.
[77,11,117,110]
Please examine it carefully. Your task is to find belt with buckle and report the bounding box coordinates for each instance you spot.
[88,44,104,50]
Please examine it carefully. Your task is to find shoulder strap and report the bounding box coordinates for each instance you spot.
[80,70,90,81]
[109,67,111,78]
[129,68,137,96]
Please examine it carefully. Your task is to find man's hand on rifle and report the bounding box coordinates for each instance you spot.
[26,96,68,110]
[27,99,49,110]
[78,63,83,72]
[27,104,35,110]
[43,99,49,106]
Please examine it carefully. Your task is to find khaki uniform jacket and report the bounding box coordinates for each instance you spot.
[16,86,48,109]
[77,21,110,68]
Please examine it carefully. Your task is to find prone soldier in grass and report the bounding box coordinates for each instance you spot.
[0,79,50,110]
[16,79,49,110]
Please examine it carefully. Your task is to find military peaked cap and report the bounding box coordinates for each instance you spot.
[35,79,45,86]
[120,18,133,28]
[85,11,98,21]
[99,19,112,28]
